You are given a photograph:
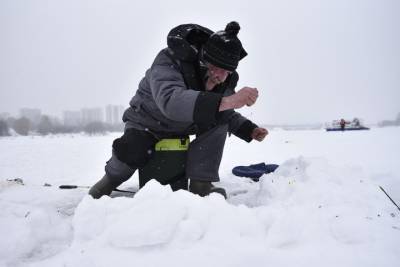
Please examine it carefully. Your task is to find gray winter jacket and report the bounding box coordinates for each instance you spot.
[122,48,257,142]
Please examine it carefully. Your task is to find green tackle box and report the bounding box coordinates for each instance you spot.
[138,136,189,191]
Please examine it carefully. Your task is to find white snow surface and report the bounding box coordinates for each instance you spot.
[0,128,399,267]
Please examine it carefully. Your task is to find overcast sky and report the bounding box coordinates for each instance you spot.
[1,0,399,125]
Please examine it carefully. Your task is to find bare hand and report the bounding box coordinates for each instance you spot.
[219,87,259,111]
[251,127,268,141]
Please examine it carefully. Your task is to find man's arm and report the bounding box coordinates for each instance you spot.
[218,110,267,142]
[217,72,267,142]
[149,51,222,125]
[218,86,268,142]
[219,87,259,111]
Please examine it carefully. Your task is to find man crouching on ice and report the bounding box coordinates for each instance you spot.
[89,21,268,199]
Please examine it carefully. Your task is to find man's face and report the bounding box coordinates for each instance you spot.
[206,63,232,86]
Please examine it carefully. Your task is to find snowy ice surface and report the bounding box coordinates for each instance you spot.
[0,128,399,267]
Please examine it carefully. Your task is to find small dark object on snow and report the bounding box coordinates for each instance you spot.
[229,189,248,197]
[43,183,52,187]
[60,185,89,189]
[232,162,279,181]
[7,178,24,185]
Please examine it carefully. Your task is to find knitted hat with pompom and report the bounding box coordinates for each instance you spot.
[202,21,248,71]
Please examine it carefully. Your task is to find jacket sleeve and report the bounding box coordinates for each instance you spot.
[149,52,222,124]
[219,110,258,142]
[233,118,258,142]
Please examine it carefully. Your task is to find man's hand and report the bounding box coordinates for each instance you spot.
[219,87,259,111]
[251,127,268,141]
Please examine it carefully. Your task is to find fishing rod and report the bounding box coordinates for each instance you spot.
[5,178,136,194]
[59,184,136,194]
[379,185,400,212]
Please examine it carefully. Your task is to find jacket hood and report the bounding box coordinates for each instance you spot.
[167,24,213,61]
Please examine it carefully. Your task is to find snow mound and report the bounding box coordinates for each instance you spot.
[0,185,76,266]
[252,156,398,248]
[73,180,267,249]
[35,157,399,267]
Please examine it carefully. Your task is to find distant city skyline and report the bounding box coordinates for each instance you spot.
[0,104,127,126]
[0,104,399,126]
[1,105,127,119]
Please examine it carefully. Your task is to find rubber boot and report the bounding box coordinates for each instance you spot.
[89,174,118,199]
[189,180,227,199]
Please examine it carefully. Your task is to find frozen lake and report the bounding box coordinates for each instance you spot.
[1,127,399,267]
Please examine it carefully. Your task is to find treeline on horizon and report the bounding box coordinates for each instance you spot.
[0,115,124,136]
[378,112,400,127]
[1,112,400,137]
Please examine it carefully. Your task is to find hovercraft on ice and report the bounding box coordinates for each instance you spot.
[326,118,370,131]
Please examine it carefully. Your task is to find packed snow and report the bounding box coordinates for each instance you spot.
[0,127,399,267]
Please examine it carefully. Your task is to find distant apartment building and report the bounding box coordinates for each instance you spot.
[105,105,125,125]
[19,108,42,125]
[0,112,10,120]
[63,110,82,127]
[81,108,104,125]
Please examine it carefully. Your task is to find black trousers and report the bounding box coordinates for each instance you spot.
[104,124,228,185]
